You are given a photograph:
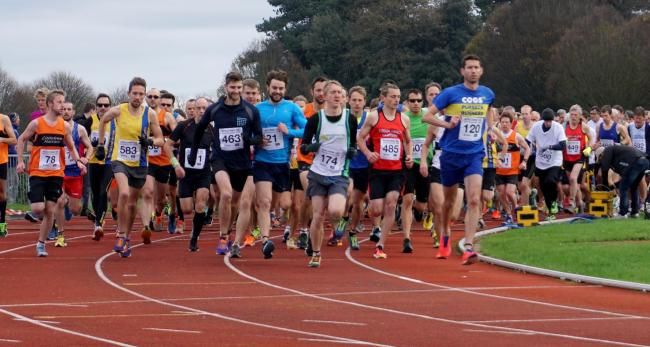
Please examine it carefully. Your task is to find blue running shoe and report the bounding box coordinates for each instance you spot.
[167,214,177,234]
[369,227,381,243]
[114,237,128,254]
[120,239,132,258]
[36,242,48,257]
[64,205,73,221]
[334,218,348,239]
[216,238,230,255]
[47,224,58,241]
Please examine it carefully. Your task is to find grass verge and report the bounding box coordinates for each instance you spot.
[480,218,650,284]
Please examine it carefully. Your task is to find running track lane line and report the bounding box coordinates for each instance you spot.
[345,236,648,319]
[223,246,649,347]
[0,234,137,346]
[94,234,392,347]
[0,234,89,255]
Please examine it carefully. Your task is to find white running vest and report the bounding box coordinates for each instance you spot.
[628,124,647,153]
[311,109,350,177]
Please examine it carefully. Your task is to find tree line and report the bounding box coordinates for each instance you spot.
[232,0,649,110]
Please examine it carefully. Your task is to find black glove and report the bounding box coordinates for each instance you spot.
[187,147,197,166]
[95,145,105,161]
[0,130,7,138]
[346,147,358,159]
[301,142,320,154]
[138,136,153,148]
[247,134,262,146]
[90,138,99,147]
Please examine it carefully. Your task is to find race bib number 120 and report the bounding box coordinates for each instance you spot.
[459,117,483,142]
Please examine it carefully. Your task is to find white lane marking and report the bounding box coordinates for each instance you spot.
[13,318,60,324]
[345,240,647,319]
[0,285,605,308]
[0,235,89,255]
[298,338,378,345]
[0,307,134,347]
[122,274,137,277]
[94,234,393,347]
[464,329,536,336]
[466,317,645,324]
[302,320,367,326]
[142,327,201,334]
[0,338,21,343]
[225,252,649,347]
[123,282,253,286]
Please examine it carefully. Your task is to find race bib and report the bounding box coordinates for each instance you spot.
[633,139,646,152]
[600,139,614,147]
[64,147,75,166]
[90,130,108,146]
[219,127,244,151]
[538,149,552,165]
[117,140,140,162]
[148,145,161,157]
[262,127,284,150]
[567,141,581,155]
[184,148,206,170]
[459,117,483,142]
[380,138,401,161]
[498,152,512,169]
[313,148,345,175]
[412,138,425,160]
[39,149,61,171]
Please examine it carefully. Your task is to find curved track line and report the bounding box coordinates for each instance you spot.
[222,242,649,346]
[345,238,647,319]
[0,233,135,346]
[94,235,388,347]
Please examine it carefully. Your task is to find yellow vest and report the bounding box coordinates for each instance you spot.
[107,104,149,168]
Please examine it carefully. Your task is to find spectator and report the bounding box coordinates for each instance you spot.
[30,87,49,121]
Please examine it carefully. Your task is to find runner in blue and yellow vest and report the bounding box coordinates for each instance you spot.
[88,93,114,240]
[95,77,164,258]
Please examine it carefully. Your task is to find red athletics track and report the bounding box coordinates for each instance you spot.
[1,215,649,346]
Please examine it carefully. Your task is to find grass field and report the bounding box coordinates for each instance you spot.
[480,218,650,284]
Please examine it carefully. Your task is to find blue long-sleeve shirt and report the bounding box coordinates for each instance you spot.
[255,99,306,164]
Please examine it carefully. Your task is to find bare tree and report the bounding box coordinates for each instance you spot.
[0,65,19,113]
[108,86,129,105]
[34,71,95,112]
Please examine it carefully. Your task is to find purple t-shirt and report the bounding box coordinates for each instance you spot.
[30,110,45,121]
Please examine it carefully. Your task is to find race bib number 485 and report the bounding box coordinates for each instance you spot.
[380,138,401,161]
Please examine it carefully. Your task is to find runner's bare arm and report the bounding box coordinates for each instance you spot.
[491,126,508,155]
[148,112,165,147]
[582,123,593,147]
[16,120,38,159]
[0,115,17,145]
[356,111,378,162]
[77,126,93,163]
[98,106,120,146]
[517,133,531,168]
[617,124,631,146]
[402,115,413,168]
[166,112,177,131]
[422,105,457,128]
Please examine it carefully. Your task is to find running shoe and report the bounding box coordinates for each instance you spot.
[262,239,275,259]
[436,237,452,259]
[216,238,231,255]
[545,214,557,222]
[141,226,152,245]
[422,212,434,231]
[550,201,559,215]
[47,223,58,241]
[305,236,313,257]
[354,223,364,234]
[334,218,348,239]
[153,214,164,232]
[630,212,640,219]
[120,239,132,258]
[282,226,291,243]
[243,234,255,247]
[86,210,96,221]
[297,231,309,249]
[92,225,104,241]
[163,203,171,216]
[491,209,501,220]
[369,226,381,243]
[431,231,440,249]
[348,232,360,251]
[36,242,48,257]
[54,234,67,247]
[0,222,7,238]
[25,211,40,223]
[204,213,213,226]
[529,188,538,206]
[502,215,514,226]
[308,254,321,268]
[114,236,127,254]
[176,219,185,234]
[402,238,413,253]
[326,231,342,247]
[167,214,176,234]
[189,236,199,252]
[64,205,73,221]
[250,226,261,240]
[373,246,387,259]
[478,218,486,229]
[461,249,478,265]
[286,237,298,250]
[230,243,241,258]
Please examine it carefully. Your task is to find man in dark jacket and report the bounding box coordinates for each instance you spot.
[597,145,649,217]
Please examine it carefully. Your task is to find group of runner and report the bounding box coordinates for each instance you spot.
[4,54,650,267]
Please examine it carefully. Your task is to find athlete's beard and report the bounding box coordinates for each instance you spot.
[270,93,283,103]
[130,100,141,109]
[227,92,241,103]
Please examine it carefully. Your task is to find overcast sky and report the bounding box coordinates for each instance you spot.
[0,0,275,100]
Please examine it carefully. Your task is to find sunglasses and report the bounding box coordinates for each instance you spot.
[147,95,160,99]
[161,103,172,107]
[408,99,423,103]
[96,103,110,108]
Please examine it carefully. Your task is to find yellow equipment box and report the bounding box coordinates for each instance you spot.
[589,199,614,218]
[591,191,615,201]
[516,205,539,227]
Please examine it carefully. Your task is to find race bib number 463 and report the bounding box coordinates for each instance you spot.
[219,127,244,151]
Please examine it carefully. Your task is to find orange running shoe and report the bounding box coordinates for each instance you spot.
[491,209,501,220]
[243,234,255,247]
[461,249,478,265]
[373,246,387,259]
[141,227,152,244]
